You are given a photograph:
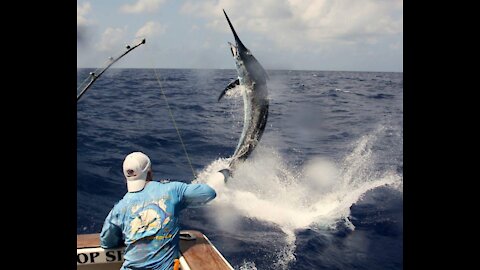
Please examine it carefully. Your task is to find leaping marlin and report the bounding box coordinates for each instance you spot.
[219,10,269,171]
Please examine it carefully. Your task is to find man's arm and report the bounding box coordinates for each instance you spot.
[100,208,123,249]
[180,183,217,208]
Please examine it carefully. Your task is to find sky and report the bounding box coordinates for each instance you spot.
[77,0,403,72]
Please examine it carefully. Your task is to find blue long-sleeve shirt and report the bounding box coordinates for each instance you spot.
[100,180,216,270]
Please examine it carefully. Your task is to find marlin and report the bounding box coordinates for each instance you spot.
[219,10,269,171]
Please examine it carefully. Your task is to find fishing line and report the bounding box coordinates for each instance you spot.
[145,41,197,179]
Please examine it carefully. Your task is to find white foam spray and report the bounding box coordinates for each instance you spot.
[238,261,258,270]
[194,126,402,269]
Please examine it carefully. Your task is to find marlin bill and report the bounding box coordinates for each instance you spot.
[219,10,269,171]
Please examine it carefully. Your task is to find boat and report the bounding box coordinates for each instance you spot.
[77,230,234,270]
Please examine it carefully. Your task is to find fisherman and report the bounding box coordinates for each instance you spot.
[100,151,221,270]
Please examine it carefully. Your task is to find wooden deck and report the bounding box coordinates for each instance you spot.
[77,231,232,270]
[179,230,232,270]
[77,233,103,249]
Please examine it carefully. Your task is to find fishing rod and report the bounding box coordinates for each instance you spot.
[77,38,146,102]
[77,38,197,179]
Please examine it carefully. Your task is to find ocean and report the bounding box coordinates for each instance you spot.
[77,68,403,270]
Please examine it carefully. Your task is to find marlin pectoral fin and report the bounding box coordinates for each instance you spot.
[218,78,240,101]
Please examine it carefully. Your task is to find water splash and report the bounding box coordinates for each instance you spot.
[238,260,257,270]
[272,230,297,269]
[195,126,402,268]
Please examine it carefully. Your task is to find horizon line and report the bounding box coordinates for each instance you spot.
[76,67,403,73]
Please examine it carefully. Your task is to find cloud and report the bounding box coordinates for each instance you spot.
[77,2,91,27]
[181,0,403,51]
[120,0,166,14]
[135,21,166,39]
[77,2,92,43]
[96,27,127,51]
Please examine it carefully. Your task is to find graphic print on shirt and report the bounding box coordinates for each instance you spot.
[129,198,171,237]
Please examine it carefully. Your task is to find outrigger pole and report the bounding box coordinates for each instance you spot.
[77,38,146,102]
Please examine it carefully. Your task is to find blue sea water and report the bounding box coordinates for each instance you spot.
[77,68,403,270]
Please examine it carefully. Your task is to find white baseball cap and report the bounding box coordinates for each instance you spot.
[123,152,151,192]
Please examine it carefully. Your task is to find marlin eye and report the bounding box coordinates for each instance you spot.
[127,169,135,176]
[230,47,235,57]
